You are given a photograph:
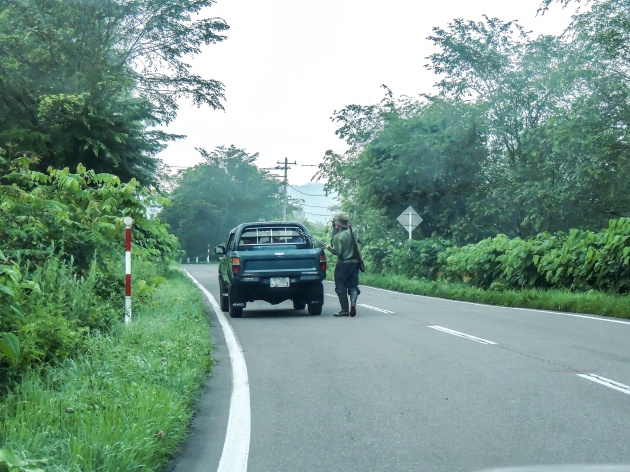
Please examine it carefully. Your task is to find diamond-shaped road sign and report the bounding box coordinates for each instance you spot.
[397,206,423,238]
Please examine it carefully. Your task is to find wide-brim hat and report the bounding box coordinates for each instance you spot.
[333,213,349,228]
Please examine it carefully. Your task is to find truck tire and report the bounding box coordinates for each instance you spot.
[292,300,306,311]
[219,278,229,312]
[307,282,323,315]
[228,287,243,318]
[307,303,322,316]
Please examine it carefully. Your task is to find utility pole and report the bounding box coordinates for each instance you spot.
[275,158,296,221]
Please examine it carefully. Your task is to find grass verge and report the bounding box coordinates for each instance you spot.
[0,266,212,471]
[358,273,630,319]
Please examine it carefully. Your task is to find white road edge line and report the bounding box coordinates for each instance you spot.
[361,285,630,326]
[183,270,250,472]
[428,325,497,345]
[577,374,630,396]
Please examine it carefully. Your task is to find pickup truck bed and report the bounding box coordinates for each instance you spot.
[215,222,327,317]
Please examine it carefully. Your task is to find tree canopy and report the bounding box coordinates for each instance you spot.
[160,146,297,257]
[0,0,228,185]
[319,0,630,244]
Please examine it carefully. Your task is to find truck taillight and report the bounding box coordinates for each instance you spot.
[320,253,327,271]
[232,257,241,274]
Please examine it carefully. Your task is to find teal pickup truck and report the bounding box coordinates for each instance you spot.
[215,221,327,318]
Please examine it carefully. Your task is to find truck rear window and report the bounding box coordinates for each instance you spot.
[238,226,308,248]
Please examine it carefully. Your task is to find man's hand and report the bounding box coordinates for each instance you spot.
[325,244,331,250]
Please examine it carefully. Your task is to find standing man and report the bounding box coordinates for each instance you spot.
[325,213,360,317]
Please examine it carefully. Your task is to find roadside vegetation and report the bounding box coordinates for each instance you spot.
[313,0,629,318]
[318,1,630,248]
[0,264,211,471]
[356,217,630,318]
[358,274,629,319]
[0,153,213,470]
[317,217,629,318]
[0,0,227,468]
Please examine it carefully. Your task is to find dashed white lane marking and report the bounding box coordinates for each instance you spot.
[183,270,250,472]
[358,304,394,314]
[324,293,395,314]
[577,374,630,396]
[428,325,497,345]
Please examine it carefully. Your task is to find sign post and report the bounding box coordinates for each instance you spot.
[397,206,423,239]
[123,216,133,324]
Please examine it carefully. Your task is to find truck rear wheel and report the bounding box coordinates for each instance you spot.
[307,282,323,315]
[307,303,322,316]
[219,278,229,312]
[228,287,243,318]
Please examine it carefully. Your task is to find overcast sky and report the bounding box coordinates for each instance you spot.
[158,0,578,185]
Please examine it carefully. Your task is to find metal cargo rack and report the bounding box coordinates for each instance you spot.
[238,226,307,246]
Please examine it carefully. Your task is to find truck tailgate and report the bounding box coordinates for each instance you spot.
[240,249,320,274]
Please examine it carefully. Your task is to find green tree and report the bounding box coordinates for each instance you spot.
[352,98,488,242]
[427,14,630,236]
[318,92,490,244]
[529,0,630,226]
[317,87,421,199]
[316,88,424,243]
[322,4,630,248]
[0,0,228,185]
[160,146,293,257]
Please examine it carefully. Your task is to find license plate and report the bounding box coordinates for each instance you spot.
[270,277,290,288]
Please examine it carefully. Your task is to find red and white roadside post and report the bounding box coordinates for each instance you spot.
[123,216,134,325]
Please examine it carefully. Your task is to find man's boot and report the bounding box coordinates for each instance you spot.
[349,289,359,317]
[334,293,349,316]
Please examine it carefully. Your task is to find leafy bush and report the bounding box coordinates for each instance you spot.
[535,217,630,293]
[0,255,123,389]
[362,239,399,274]
[438,218,629,294]
[439,234,511,288]
[0,153,181,387]
[364,217,629,296]
[495,233,564,289]
[0,251,37,382]
[0,155,179,271]
[376,238,452,279]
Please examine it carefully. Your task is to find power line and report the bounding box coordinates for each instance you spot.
[300,203,334,209]
[302,211,335,217]
[288,184,328,197]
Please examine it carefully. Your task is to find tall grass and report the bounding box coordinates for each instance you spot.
[0,266,212,471]
[1,256,122,391]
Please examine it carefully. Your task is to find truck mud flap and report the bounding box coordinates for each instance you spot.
[308,283,324,304]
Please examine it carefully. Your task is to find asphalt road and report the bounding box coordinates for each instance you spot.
[171,264,630,472]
